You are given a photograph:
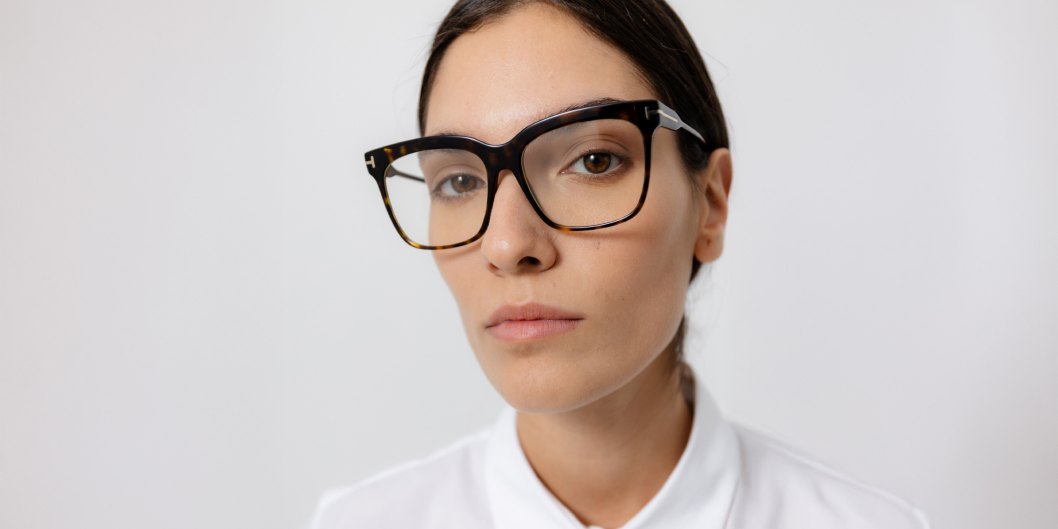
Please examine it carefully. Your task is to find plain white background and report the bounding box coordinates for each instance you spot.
[1,0,1055,528]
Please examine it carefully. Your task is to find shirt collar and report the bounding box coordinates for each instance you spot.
[484,365,741,529]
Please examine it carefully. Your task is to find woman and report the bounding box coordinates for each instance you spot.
[311,1,930,527]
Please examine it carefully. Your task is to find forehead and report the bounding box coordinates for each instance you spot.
[424,3,656,143]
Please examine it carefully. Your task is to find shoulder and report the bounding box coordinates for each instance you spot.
[728,424,931,529]
[307,429,493,529]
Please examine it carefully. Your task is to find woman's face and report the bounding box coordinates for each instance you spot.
[425,4,728,413]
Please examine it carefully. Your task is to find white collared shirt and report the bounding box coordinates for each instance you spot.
[308,367,930,529]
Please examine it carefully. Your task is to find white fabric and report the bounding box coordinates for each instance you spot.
[308,367,930,529]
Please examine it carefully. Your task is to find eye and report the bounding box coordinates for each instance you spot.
[568,152,623,175]
[434,173,485,199]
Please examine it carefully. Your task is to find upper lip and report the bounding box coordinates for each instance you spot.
[485,303,584,328]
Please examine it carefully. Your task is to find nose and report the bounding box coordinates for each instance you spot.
[480,171,558,275]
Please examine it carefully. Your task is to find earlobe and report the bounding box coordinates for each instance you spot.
[693,148,733,264]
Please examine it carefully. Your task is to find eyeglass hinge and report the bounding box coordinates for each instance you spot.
[647,107,679,124]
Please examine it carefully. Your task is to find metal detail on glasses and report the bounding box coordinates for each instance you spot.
[363,99,709,250]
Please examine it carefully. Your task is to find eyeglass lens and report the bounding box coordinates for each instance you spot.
[384,118,646,248]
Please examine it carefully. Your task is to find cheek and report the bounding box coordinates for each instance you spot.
[606,160,697,293]
[432,251,480,328]
[433,252,494,368]
[573,170,698,344]
[588,229,691,338]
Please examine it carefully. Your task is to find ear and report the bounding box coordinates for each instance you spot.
[693,148,733,264]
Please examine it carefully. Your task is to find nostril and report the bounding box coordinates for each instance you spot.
[519,256,541,267]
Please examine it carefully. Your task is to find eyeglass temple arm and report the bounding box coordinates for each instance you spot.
[655,102,706,145]
[382,166,425,183]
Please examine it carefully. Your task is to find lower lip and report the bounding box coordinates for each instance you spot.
[487,319,581,341]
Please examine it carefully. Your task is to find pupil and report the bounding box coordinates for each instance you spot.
[584,153,612,174]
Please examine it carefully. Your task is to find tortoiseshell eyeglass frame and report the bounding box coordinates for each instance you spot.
[363,99,708,250]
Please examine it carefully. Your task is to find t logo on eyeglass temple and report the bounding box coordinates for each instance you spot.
[366,156,376,170]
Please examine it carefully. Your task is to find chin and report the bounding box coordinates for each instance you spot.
[480,352,625,414]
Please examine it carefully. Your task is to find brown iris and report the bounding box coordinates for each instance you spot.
[582,152,613,174]
[448,174,481,194]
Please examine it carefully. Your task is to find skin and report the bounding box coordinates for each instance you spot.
[425,4,733,527]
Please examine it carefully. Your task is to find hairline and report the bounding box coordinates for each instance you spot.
[418,0,662,136]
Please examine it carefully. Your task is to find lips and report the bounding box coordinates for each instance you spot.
[485,303,584,341]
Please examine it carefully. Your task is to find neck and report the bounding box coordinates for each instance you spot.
[515,349,693,529]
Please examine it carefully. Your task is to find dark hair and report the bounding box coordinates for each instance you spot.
[418,0,729,381]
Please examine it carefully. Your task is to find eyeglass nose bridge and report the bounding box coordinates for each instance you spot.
[474,141,564,237]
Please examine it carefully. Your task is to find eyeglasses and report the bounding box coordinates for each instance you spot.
[363,99,708,250]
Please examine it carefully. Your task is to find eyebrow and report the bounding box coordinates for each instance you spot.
[428,97,625,139]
